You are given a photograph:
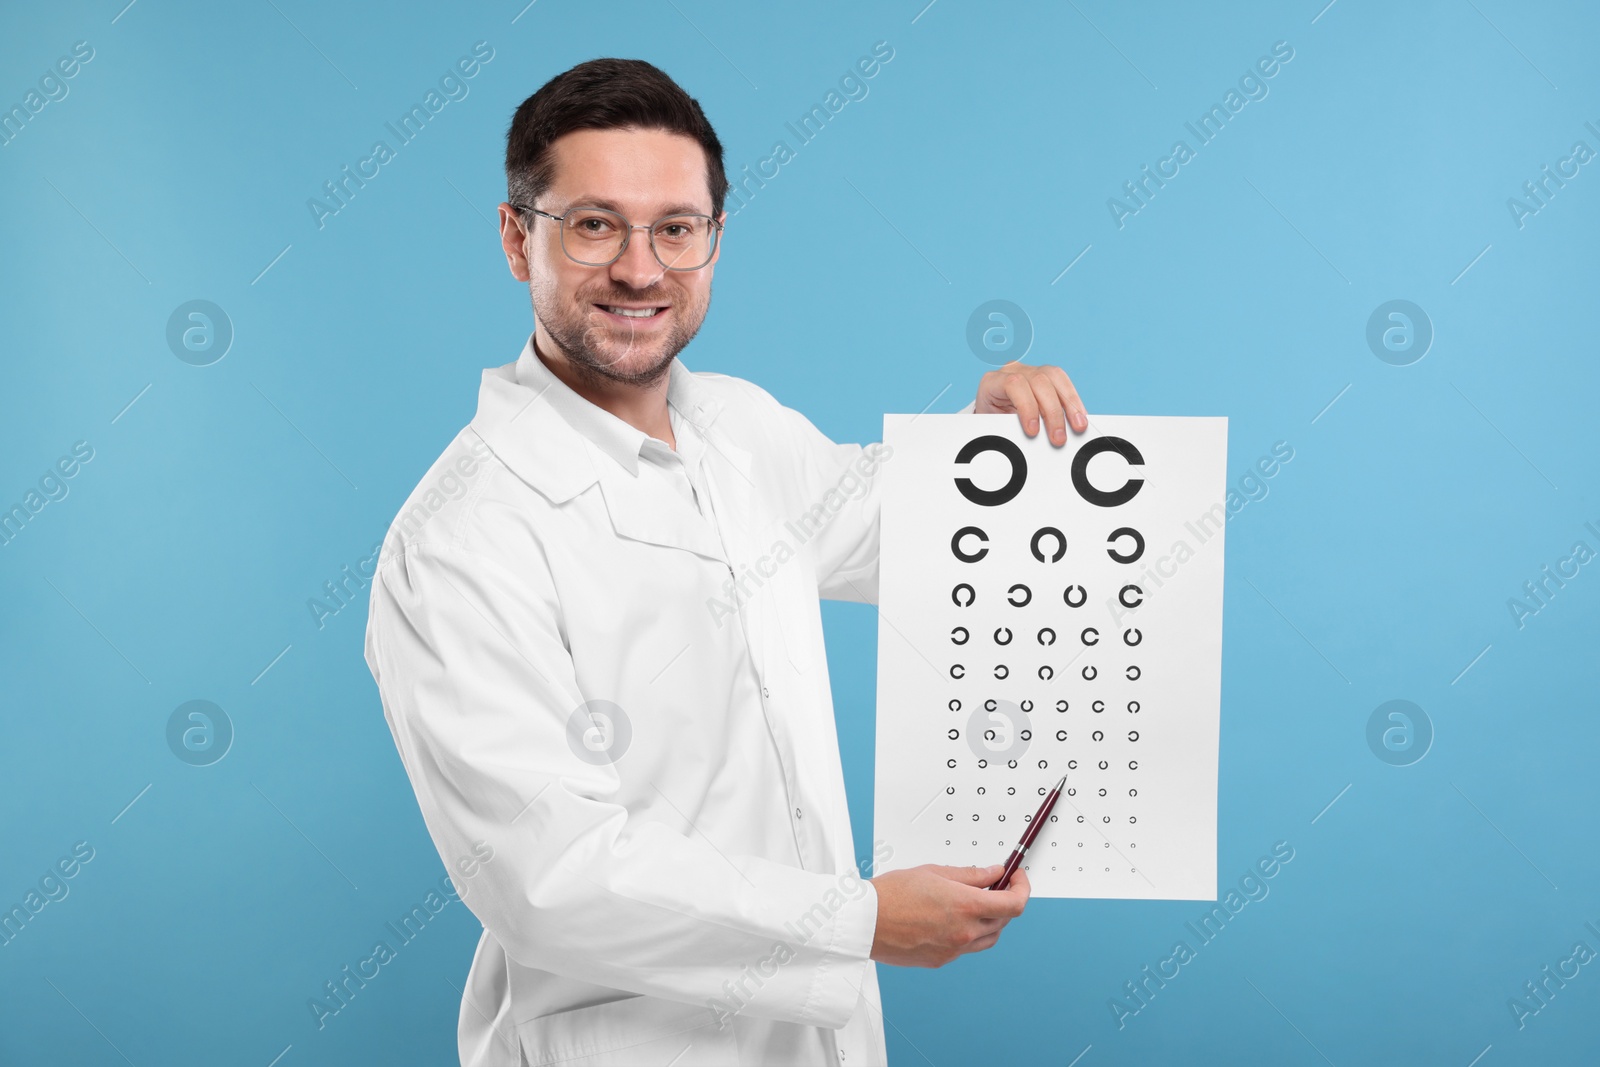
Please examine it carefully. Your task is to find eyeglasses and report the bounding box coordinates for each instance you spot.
[512,202,723,272]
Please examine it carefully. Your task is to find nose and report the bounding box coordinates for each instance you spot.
[608,225,666,289]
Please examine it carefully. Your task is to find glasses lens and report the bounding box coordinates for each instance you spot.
[651,215,716,271]
[559,207,628,265]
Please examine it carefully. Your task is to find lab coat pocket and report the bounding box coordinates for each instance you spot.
[515,994,738,1066]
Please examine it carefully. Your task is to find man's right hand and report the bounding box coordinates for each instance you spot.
[867,863,1031,968]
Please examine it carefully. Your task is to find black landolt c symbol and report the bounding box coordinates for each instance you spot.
[954,435,1027,506]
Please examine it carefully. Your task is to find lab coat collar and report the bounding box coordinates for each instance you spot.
[470,334,755,565]
[513,335,703,478]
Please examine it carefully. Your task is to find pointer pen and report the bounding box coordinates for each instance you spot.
[987,774,1067,891]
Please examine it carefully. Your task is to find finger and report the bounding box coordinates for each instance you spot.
[972,911,1016,933]
[992,870,1030,908]
[987,865,1029,896]
[1047,365,1088,433]
[962,881,1028,920]
[965,930,1001,954]
[973,887,1028,920]
[1001,374,1041,435]
[932,863,1006,887]
[971,866,1029,912]
[1027,372,1068,447]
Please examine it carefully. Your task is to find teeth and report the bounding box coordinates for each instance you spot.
[604,305,660,318]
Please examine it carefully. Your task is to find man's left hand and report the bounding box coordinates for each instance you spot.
[973,361,1088,445]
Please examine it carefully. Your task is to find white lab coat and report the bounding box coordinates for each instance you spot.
[365,336,954,1066]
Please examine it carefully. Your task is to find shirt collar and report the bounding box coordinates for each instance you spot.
[514,334,703,478]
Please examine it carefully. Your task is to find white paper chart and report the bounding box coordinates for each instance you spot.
[873,414,1227,900]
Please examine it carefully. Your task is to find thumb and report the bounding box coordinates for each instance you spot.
[934,863,1004,887]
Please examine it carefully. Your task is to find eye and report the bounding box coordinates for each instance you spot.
[655,217,708,244]
[568,211,620,238]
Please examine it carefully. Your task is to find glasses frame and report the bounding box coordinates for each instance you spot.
[512,201,724,272]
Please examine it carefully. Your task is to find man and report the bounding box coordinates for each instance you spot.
[364,58,1090,1067]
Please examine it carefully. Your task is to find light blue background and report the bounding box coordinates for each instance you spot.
[3,1,1598,1064]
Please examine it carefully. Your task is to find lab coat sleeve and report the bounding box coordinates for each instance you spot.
[365,540,877,1029]
[766,390,977,605]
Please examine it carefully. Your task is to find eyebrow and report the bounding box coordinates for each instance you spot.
[564,196,710,217]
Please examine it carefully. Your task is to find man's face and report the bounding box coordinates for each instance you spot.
[500,127,724,387]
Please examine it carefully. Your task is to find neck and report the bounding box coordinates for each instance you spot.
[533,330,676,449]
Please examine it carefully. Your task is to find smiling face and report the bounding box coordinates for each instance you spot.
[500,126,725,388]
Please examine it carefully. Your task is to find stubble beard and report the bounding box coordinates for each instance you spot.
[531,277,711,391]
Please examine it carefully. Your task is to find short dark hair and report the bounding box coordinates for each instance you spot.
[504,58,729,219]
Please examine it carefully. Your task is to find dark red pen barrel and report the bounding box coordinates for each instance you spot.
[988,784,1063,889]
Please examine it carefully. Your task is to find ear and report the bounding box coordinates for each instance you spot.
[499,203,532,282]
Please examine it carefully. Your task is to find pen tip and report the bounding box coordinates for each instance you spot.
[1054,774,1067,791]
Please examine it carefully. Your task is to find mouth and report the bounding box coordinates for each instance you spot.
[595,303,669,325]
